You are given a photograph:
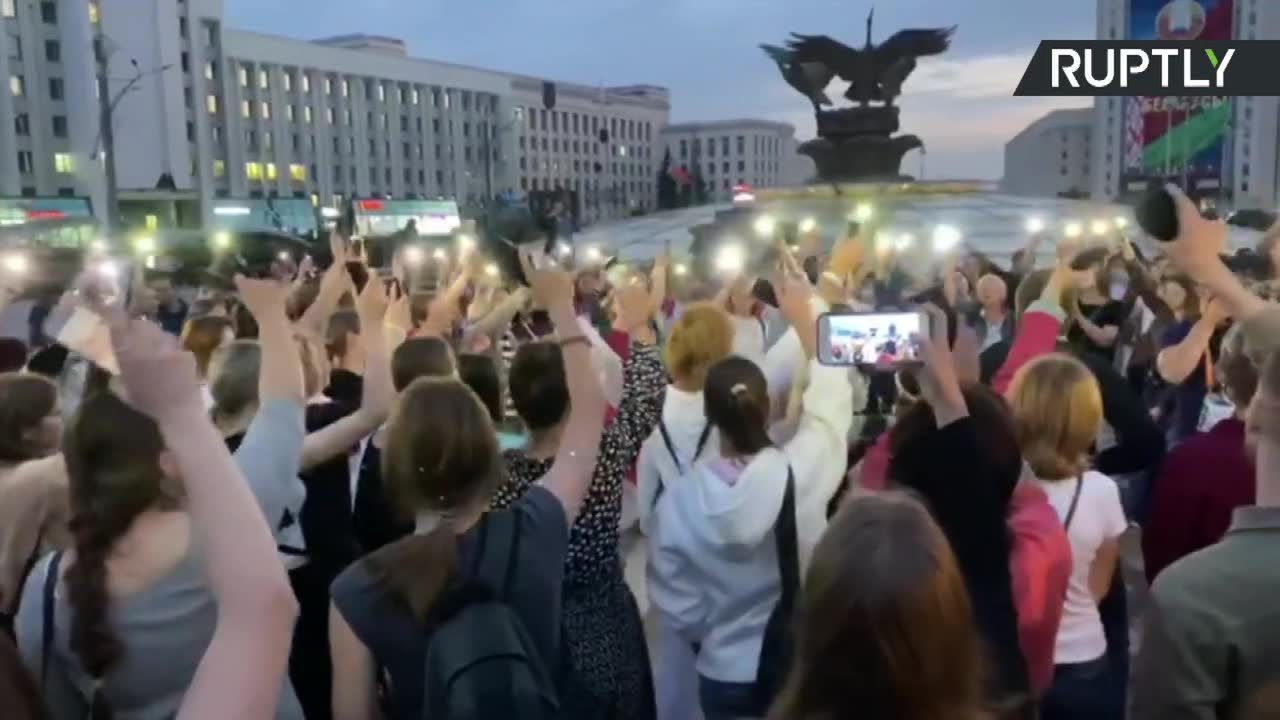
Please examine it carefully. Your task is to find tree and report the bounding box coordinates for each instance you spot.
[657,149,679,210]
[691,165,709,206]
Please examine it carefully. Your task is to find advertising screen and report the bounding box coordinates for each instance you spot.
[1125,0,1234,188]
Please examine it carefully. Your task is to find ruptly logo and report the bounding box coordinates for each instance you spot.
[1014,41,1280,97]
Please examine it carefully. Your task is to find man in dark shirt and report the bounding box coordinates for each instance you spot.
[1156,301,1229,443]
[151,277,189,336]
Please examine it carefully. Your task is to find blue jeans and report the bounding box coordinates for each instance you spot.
[699,676,764,720]
[1040,655,1124,720]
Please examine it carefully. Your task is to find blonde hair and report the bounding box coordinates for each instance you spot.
[1008,353,1102,480]
[664,303,733,389]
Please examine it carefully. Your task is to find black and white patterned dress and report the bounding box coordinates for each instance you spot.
[494,340,667,720]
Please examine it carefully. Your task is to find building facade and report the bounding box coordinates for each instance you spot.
[661,119,797,201]
[1001,108,1094,198]
[0,0,669,227]
[1091,0,1280,209]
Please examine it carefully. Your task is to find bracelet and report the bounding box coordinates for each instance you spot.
[558,335,590,349]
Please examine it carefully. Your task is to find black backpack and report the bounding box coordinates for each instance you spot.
[755,467,800,707]
[422,511,559,720]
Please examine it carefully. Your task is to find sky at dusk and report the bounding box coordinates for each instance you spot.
[227,0,1098,180]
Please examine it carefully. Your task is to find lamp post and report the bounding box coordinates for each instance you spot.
[92,29,172,235]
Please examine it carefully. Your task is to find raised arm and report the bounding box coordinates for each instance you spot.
[1072,301,1120,348]
[524,255,608,522]
[299,276,393,470]
[1164,186,1271,323]
[297,236,354,336]
[1156,301,1226,384]
[106,314,296,719]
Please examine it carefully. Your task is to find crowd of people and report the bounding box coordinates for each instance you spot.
[0,184,1278,720]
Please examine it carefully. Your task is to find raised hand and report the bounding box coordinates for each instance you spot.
[912,303,966,426]
[329,232,349,267]
[520,251,574,313]
[354,271,390,326]
[613,283,652,332]
[234,274,291,322]
[108,312,202,422]
[777,275,818,359]
[1165,184,1227,283]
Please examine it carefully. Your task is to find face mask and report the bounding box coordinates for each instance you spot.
[1109,283,1129,301]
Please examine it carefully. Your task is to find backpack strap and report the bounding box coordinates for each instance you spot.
[41,551,62,693]
[475,511,521,599]
[774,468,800,610]
[653,421,713,509]
[1063,475,1084,532]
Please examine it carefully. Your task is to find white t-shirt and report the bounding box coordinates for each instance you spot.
[1033,470,1127,665]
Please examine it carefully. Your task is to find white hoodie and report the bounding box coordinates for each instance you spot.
[649,357,853,684]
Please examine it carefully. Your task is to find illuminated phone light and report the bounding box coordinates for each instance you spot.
[585,246,603,263]
[133,236,156,254]
[753,214,777,237]
[853,203,874,222]
[556,242,572,258]
[456,234,475,252]
[144,254,157,270]
[715,244,744,274]
[875,231,894,253]
[1113,216,1129,229]
[799,217,817,233]
[90,238,108,253]
[484,263,499,277]
[896,233,915,251]
[2,253,28,275]
[277,251,291,262]
[212,231,233,250]
[1090,219,1110,236]
[674,263,688,276]
[1025,217,1045,234]
[432,248,448,261]
[1063,222,1084,239]
[97,260,119,279]
[932,224,962,253]
[403,246,425,266]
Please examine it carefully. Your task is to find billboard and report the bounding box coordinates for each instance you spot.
[1125,0,1234,188]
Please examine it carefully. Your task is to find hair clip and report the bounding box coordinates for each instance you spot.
[730,383,749,396]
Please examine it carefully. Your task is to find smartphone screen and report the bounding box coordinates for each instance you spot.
[817,311,928,368]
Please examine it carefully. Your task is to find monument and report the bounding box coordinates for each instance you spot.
[762,11,956,182]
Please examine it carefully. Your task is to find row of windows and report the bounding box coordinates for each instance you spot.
[4,35,62,63]
[517,136,653,160]
[230,61,497,115]
[12,113,67,137]
[677,135,783,160]
[518,176,653,195]
[690,160,781,176]
[1,1,58,22]
[519,107,652,144]
[14,151,73,174]
[8,75,64,100]
[519,156,651,175]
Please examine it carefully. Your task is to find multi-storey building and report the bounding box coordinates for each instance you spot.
[1091,0,1280,209]
[0,0,669,227]
[1001,108,1094,198]
[661,119,797,201]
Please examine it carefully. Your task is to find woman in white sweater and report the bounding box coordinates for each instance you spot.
[650,278,853,720]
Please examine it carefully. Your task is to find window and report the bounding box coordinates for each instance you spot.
[52,115,67,137]
[40,1,55,23]
[258,69,268,89]
[290,164,306,182]
[54,153,73,173]
[679,140,687,159]
[260,102,271,119]
[204,62,216,81]
[344,109,351,126]
[283,72,292,92]
[341,79,349,97]
[326,108,334,124]
[239,65,249,88]
[246,130,257,149]
[266,163,278,181]
[324,77,332,95]
[206,95,218,113]
[263,131,273,150]
[48,78,63,100]
[13,113,28,135]
[432,118,441,133]
[16,151,33,173]
[45,40,60,62]
[304,106,313,124]
[401,116,408,132]
[349,137,355,153]
[2,0,15,18]
[302,74,310,93]
[241,100,251,119]
[246,162,263,180]
[722,161,729,173]
[378,83,385,102]
[411,88,419,105]
[286,105,295,122]
[9,36,19,60]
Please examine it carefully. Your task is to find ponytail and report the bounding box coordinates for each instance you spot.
[704,356,773,456]
[367,526,458,620]
[62,391,172,719]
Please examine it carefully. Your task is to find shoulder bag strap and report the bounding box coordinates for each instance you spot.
[774,468,800,609]
[1063,476,1084,532]
[693,423,712,462]
[41,550,62,693]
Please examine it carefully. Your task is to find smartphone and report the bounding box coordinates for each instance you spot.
[817,310,929,368]
[345,261,370,292]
